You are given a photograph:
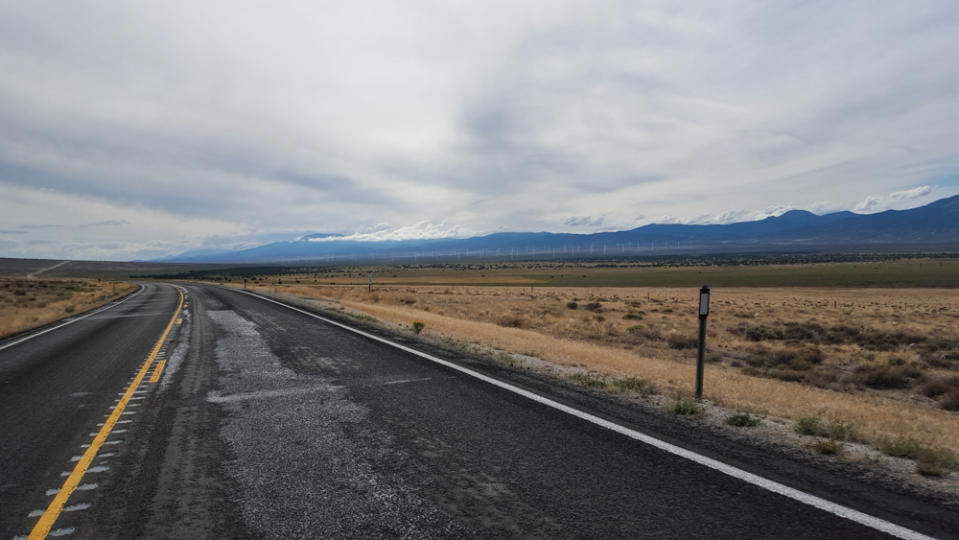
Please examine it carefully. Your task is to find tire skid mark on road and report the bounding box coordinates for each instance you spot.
[23,287,185,540]
[383,376,433,386]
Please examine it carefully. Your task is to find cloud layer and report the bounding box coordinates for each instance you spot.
[1,1,958,259]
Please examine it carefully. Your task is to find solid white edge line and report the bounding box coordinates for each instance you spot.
[0,285,145,353]
[230,287,932,540]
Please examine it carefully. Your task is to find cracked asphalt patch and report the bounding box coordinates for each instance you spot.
[208,310,466,539]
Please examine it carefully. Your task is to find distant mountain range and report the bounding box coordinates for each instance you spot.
[161,195,959,263]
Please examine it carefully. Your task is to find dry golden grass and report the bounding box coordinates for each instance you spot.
[0,278,137,338]
[234,281,959,454]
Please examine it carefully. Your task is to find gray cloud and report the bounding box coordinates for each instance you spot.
[1,1,958,259]
[564,216,605,227]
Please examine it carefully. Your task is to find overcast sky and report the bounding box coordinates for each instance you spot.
[1,1,958,260]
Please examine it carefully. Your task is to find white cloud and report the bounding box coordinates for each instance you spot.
[854,185,938,213]
[308,221,468,242]
[890,185,933,201]
[0,2,958,258]
[854,196,883,213]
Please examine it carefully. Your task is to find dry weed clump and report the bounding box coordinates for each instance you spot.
[235,281,959,464]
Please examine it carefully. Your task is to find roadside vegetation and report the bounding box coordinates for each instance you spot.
[0,278,136,338]
[216,258,959,479]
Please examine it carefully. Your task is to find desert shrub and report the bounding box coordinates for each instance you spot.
[746,346,823,370]
[941,390,959,411]
[64,305,75,313]
[667,334,698,350]
[729,322,936,352]
[782,322,826,341]
[857,329,926,351]
[878,437,958,476]
[919,376,959,398]
[921,350,957,369]
[622,312,643,320]
[742,325,784,341]
[613,377,658,396]
[823,419,856,441]
[769,370,804,382]
[794,417,820,436]
[399,297,417,305]
[626,325,662,341]
[411,321,425,334]
[569,372,607,388]
[812,439,844,455]
[854,364,921,389]
[566,301,578,310]
[725,413,760,427]
[673,399,702,415]
[792,416,856,440]
[496,316,526,328]
[584,302,603,312]
[794,369,840,389]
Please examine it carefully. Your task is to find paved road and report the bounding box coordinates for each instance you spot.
[1,282,956,539]
[0,283,181,537]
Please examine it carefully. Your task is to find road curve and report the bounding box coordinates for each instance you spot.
[0,283,180,536]
[1,282,956,539]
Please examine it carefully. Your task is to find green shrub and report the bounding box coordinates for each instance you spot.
[794,417,820,436]
[411,321,425,334]
[673,399,702,415]
[725,413,760,427]
[793,416,857,441]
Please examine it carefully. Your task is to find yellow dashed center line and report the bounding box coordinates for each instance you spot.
[148,360,167,383]
[28,287,184,540]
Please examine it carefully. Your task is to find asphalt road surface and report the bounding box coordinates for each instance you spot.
[1,282,956,539]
